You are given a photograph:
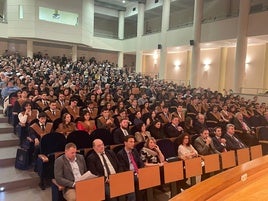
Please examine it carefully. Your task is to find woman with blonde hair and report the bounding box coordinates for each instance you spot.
[140,137,165,167]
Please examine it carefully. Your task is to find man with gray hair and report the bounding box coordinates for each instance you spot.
[223,124,247,150]
[54,143,87,201]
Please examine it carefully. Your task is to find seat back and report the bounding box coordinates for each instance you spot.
[258,126,268,140]
[109,171,135,198]
[89,128,114,146]
[184,157,202,178]
[236,148,250,165]
[76,177,105,201]
[40,132,66,155]
[156,138,177,159]
[67,130,91,149]
[250,144,263,160]
[138,166,161,190]
[163,161,184,183]
[202,154,220,173]
[221,150,236,169]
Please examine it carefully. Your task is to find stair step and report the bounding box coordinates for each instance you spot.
[0,146,18,167]
[0,113,8,123]
[3,186,51,201]
[0,123,14,134]
[0,133,19,147]
[0,166,39,191]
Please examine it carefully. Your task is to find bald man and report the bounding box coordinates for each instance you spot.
[86,139,120,201]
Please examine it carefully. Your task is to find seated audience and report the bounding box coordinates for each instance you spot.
[96,107,115,132]
[56,113,76,137]
[18,101,39,145]
[117,135,145,201]
[212,127,227,152]
[140,137,165,167]
[194,128,220,155]
[178,133,198,160]
[135,123,152,142]
[148,120,166,139]
[76,110,96,134]
[113,118,130,144]
[233,112,259,146]
[224,124,247,150]
[86,139,120,201]
[165,116,183,137]
[54,143,87,201]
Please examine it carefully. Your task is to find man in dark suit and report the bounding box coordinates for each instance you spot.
[233,112,258,146]
[165,116,183,137]
[54,143,87,201]
[113,118,130,144]
[86,139,120,201]
[224,124,247,151]
[212,127,227,152]
[117,135,145,201]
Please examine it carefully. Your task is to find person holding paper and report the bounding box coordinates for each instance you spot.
[54,143,87,201]
[86,139,120,201]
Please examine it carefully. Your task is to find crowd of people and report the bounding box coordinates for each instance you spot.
[1,52,268,201]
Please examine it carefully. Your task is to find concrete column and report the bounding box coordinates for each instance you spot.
[118,11,125,40]
[191,0,203,88]
[81,0,94,45]
[26,39,33,58]
[135,3,145,73]
[186,50,192,85]
[234,0,250,93]
[218,47,228,92]
[72,45,77,62]
[118,51,124,68]
[263,43,268,90]
[159,0,170,80]
[137,3,144,37]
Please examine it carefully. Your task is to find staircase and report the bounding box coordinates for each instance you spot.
[0,108,39,191]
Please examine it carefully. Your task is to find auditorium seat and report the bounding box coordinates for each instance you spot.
[89,128,114,146]
[250,144,263,160]
[221,150,236,170]
[109,171,135,199]
[66,130,91,149]
[37,132,66,190]
[138,166,161,201]
[163,161,184,197]
[202,154,220,174]
[156,138,177,159]
[236,148,250,165]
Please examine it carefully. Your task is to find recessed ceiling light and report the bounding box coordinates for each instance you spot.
[122,0,126,3]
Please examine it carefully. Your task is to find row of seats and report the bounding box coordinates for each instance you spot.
[51,144,262,201]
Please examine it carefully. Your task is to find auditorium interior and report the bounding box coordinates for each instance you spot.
[0,0,268,201]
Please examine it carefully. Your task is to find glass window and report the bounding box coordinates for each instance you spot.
[39,7,79,26]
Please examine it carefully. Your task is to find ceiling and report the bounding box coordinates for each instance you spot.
[94,0,139,11]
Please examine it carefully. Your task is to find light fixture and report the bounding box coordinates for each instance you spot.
[174,60,181,70]
[122,0,126,3]
[52,10,60,19]
[203,59,211,71]
[0,187,5,192]
[153,51,158,64]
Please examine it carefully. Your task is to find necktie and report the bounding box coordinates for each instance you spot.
[232,136,245,148]
[128,151,139,174]
[41,124,45,131]
[101,153,111,177]
[52,110,55,116]
[123,129,128,136]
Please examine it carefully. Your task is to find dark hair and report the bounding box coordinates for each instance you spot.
[124,135,135,142]
[178,133,191,146]
[200,127,209,134]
